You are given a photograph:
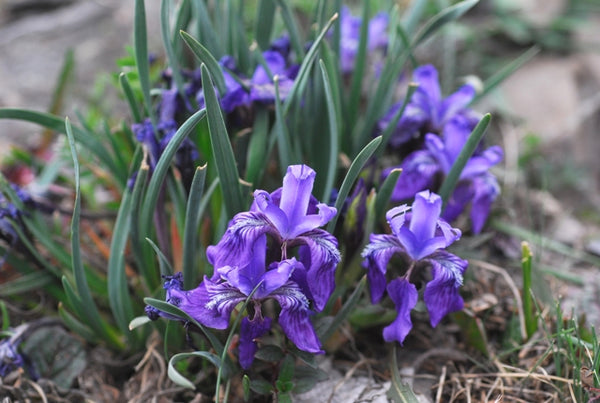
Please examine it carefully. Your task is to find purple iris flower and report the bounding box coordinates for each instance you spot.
[0,337,25,377]
[147,237,323,369]
[338,6,389,74]
[379,64,478,146]
[206,164,340,311]
[361,190,467,344]
[385,116,503,233]
[196,47,298,113]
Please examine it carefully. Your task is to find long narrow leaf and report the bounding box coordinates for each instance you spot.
[182,166,207,288]
[161,0,186,99]
[146,237,174,277]
[254,0,275,50]
[65,118,123,350]
[282,13,339,115]
[318,60,339,204]
[0,109,120,180]
[107,185,137,340]
[168,351,223,390]
[374,168,402,220]
[200,64,245,217]
[0,272,54,297]
[144,297,223,353]
[438,113,491,207]
[119,73,142,123]
[139,109,206,262]
[471,46,540,105]
[327,136,382,233]
[181,31,227,95]
[412,0,479,47]
[134,0,156,127]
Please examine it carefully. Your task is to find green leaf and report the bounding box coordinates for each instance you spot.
[144,297,224,354]
[254,345,285,362]
[65,118,123,350]
[245,107,270,186]
[243,374,251,401]
[181,31,227,95]
[161,0,186,100]
[128,316,152,330]
[522,241,537,339]
[138,108,206,280]
[374,168,402,220]
[318,60,340,204]
[412,0,479,47]
[182,165,207,288]
[200,64,246,218]
[107,181,137,342]
[276,0,305,58]
[254,0,275,50]
[282,12,339,116]
[327,136,383,233]
[250,378,274,395]
[0,109,121,181]
[471,46,540,105]
[387,345,420,402]
[168,351,222,389]
[145,237,174,277]
[0,272,54,297]
[438,113,491,207]
[273,76,295,175]
[190,0,221,57]
[58,302,99,344]
[119,72,142,123]
[134,0,156,126]
[377,83,418,156]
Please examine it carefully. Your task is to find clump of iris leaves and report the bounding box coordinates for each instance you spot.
[0,0,598,401]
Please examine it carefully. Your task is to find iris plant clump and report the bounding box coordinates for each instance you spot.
[147,164,340,368]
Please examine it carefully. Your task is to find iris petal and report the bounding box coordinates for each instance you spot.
[239,317,272,369]
[423,251,468,327]
[382,278,418,344]
[361,234,403,303]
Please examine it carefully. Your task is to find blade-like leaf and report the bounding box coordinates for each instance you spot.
[254,0,275,50]
[327,136,383,233]
[438,113,491,207]
[412,0,479,47]
[200,64,245,217]
[182,165,207,288]
[318,60,340,204]
[168,351,223,389]
[374,168,402,220]
[161,0,186,99]
[134,0,156,126]
[181,31,227,95]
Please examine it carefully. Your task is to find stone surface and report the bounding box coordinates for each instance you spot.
[0,0,161,153]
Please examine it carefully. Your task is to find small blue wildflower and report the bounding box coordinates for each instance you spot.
[361,190,467,344]
[0,337,25,377]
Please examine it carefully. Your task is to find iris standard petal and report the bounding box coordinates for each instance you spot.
[278,165,317,234]
[423,251,468,327]
[409,190,442,243]
[257,258,300,299]
[412,65,442,122]
[382,277,418,344]
[470,173,500,234]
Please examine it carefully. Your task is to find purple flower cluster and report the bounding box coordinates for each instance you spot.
[147,165,340,368]
[337,6,389,74]
[195,39,299,114]
[362,190,467,344]
[380,65,502,233]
